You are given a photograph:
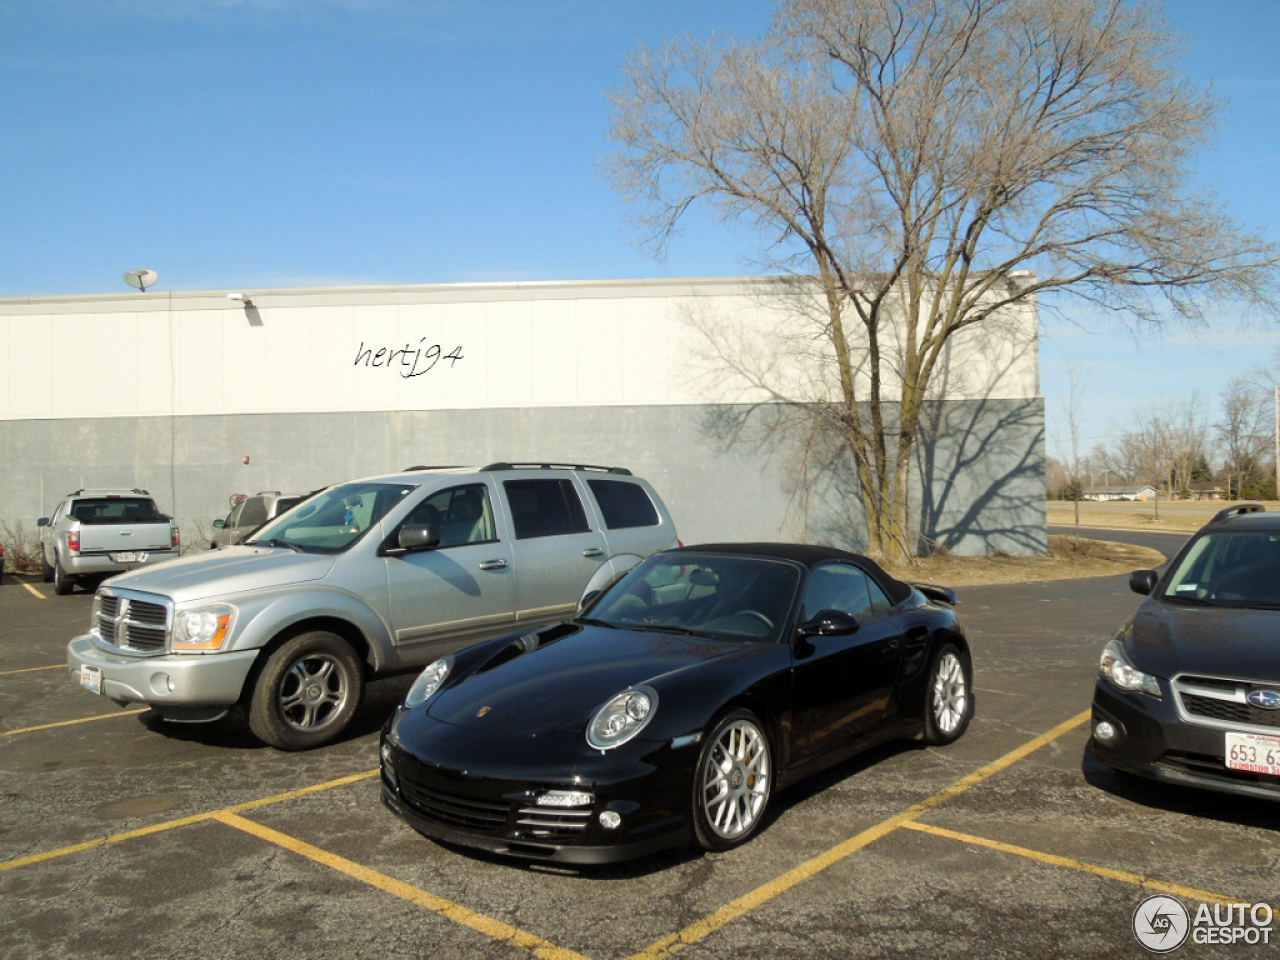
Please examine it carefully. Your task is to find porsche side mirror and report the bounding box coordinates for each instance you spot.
[798,609,860,637]
[1129,570,1158,596]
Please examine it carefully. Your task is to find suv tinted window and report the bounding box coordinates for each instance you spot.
[238,497,268,528]
[587,479,659,529]
[503,479,590,540]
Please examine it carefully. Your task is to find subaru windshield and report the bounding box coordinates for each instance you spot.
[1161,530,1280,609]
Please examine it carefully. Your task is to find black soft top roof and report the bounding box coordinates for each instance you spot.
[671,542,912,605]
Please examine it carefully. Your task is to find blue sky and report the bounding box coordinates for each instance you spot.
[1,0,1277,455]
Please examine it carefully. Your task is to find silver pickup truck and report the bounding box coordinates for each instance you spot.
[67,464,678,749]
[39,489,180,596]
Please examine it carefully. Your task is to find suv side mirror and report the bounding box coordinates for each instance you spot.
[212,518,225,529]
[37,517,49,527]
[397,524,441,554]
[1129,570,1159,596]
[798,609,860,637]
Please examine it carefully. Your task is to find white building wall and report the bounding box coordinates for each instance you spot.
[0,277,1037,422]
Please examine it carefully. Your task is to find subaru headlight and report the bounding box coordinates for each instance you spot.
[587,686,657,750]
[405,658,451,707]
[1099,638,1162,698]
[172,604,235,652]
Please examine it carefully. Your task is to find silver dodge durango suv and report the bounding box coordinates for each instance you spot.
[67,463,679,749]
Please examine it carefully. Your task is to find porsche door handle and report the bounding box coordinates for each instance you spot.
[582,548,604,558]
[881,639,901,658]
[478,559,509,571]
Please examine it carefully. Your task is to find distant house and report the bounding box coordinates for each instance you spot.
[1083,484,1159,502]
[1187,481,1227,501]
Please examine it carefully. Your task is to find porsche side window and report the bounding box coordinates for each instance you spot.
[803,564,875,620]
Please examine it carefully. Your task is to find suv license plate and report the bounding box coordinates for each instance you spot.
[80,664,103,695]
[1225,731,1280,777]
[113,552,137,563]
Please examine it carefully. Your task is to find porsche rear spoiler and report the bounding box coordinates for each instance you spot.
[911,583,957,606]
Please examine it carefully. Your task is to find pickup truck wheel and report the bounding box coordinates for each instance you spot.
[41,551,54,583]
[249,632,364,750]
[53,556,74,595]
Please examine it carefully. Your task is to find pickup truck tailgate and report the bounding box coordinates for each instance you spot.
[78,522,173,553]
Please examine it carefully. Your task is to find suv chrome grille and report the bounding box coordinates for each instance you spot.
[97,592,169,652]
[1174,675,1280,734]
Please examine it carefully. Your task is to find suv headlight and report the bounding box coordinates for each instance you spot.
[405,658,451,707]
[1099,638,1162,698]
[172,604,235,652]
[587,687,658,750]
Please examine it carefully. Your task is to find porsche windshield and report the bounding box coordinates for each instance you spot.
[244,481,413,553]
[1162,530,1280,609]
[588,555,801,643]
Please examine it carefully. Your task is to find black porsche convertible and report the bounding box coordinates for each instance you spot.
[380,543,973,864]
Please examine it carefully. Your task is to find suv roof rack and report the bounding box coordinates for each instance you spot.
[1210,503,1265,524]
[402,465,464,473]
[481,462,633,476]
[69,488,151,497]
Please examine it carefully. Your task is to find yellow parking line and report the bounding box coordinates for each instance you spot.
[901,820,1240,906]
[3,708,149,736]
[629,710,1093,960]
[20,581,45,600]
[0,664,64,677]
[215,812,591,960]
[0,769,378,873]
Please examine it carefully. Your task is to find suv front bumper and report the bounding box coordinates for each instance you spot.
[67,635,259,716]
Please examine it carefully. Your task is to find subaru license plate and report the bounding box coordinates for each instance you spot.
[80,664,103,695]
[1225,731,1280,778]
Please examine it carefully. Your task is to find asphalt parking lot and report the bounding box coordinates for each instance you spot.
[2,531,1278,959]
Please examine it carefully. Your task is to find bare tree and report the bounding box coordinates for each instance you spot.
[1217,375,1271,498]
[1051,358,1089,536]
[605,0,1279,558]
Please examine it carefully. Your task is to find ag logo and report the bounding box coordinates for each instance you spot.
[1133,895,1190,953]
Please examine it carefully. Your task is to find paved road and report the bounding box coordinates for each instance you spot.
[2,550,1276,960]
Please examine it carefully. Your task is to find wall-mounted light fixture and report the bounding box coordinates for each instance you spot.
[227,292,255,307]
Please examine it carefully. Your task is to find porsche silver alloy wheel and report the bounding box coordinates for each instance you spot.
[278,653,350,731]
[701,718,770,841]
[932,651,968,736]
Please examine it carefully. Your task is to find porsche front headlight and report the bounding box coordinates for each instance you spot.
[1099,638,1162,698]
[405,658,451,707]
[587,687,657,750]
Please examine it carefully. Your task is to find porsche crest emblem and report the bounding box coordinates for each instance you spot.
[476,706,492,717]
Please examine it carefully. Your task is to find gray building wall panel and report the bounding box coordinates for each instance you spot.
[0,399,1044,556]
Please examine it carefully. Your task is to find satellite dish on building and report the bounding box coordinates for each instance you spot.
[123,269,158,293]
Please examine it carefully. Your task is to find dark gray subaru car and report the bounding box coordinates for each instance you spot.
[1091,503,1280,800]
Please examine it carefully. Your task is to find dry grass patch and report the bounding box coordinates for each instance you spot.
[881,535,1166,588]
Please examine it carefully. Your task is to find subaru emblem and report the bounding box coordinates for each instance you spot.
[1245,689,1280,710]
